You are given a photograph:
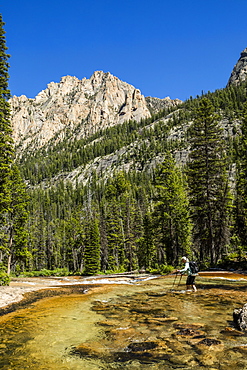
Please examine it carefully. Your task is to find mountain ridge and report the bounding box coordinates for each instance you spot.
[10,48,247,190]
[10,71,182,156]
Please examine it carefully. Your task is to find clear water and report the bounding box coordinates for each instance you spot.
[1,274,247,369]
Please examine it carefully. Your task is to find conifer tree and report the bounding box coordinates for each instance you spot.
[187,98,231,264]
[136,213,156,270]
[0,14,14,216]
[0,15,16,281]
[104,187,126,271]
[64,213,84,272]
[6,164,30,274]
[234,102,247,250]
[83,217,101,275]
[152,151,192,265]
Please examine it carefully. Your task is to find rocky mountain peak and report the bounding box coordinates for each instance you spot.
[227,47,247,86]
[10,71,181,155]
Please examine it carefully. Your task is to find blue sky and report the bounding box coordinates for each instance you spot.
[1,0,247,101]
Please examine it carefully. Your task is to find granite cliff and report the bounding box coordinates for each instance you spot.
[10,71,181,155]
[228,47,247,86]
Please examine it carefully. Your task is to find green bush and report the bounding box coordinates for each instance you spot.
[147,264,174,274]
[0,271,10,286]
[17,268,69,278]
[103,266,126,275]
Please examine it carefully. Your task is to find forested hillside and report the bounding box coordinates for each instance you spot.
[12,81,247,276]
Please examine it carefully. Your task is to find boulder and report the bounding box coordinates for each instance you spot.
[233,303,247,331]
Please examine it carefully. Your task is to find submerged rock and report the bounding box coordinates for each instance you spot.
[126,341,158,352]
[229,345,247,354]
[220,327,244,336]
[146,316,178,324]
[70,341,110,358]
[114,340,172,363]
[197,338,222,346]
[194,337,224,361]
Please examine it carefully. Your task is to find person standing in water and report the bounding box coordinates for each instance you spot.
[177,256,197,292]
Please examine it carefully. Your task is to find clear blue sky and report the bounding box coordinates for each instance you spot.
[1,0,247,101]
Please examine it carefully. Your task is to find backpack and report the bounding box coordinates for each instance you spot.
[189,261,199,274]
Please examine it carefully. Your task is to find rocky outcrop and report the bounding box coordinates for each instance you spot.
[227,48,247,86]
[9,71,180,155]
[233,303,247,330]
[145,96,182,114]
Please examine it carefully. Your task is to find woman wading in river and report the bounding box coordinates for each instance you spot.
[177,256,197,292]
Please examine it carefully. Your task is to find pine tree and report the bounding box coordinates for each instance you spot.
[136,213,156,270]
[187,98,231,264]
[0,14,14,216]
[0,15,16,281]
[64,213,84,272]
[6,164,30,274]
[83,217,101,275]
[234,102,247,250]
[152,151,192,266]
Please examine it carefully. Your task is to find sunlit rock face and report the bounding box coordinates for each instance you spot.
[9,71,180,154]
[233,303,247,331]
[145,96,182,114]
[227,47,247,86]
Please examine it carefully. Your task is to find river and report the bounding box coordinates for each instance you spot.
[0,272,247,369]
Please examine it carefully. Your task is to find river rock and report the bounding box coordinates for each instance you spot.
[71,341,110,358]
[230,345,247,354]
[114,339,172,362]
[233,303,247,330]
[195,338,223,355]
[220,327,244,336]
[96,319,121,327]
[146,316,178,324]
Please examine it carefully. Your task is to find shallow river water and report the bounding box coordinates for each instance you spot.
[1,273,247,369]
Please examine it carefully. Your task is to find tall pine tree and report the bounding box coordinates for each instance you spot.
[187,98,231,265]
[6,164,30,274]
[234,102,247,251]
[0,15,29,280]
[0,14,14,216]
[84,217,101,275]
[0,15,15,280]
[152,151,192,266]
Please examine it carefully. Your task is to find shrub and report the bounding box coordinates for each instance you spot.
[147,264,174,274]
[0,271,10,286]
[17,267,69,278]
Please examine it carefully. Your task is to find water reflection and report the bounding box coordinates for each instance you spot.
[0,274,247,369]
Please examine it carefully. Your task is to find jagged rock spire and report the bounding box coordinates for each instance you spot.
[227,47,247,86]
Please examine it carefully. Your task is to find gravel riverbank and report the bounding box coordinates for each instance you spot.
[0,274,152,310]
[0,277,80,309]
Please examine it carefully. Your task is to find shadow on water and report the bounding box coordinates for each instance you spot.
[1,272,247,369]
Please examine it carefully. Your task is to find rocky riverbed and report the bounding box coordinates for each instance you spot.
[1,270,247,312]
[1,272,247,370]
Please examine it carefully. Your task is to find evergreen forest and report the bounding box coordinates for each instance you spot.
[1,14,247,283]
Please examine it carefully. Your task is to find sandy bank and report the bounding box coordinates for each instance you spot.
[0,277,79,309]
[0,274,152,310]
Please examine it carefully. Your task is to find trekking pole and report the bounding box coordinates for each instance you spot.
[171,273,178,291]
[178,273,183,287]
